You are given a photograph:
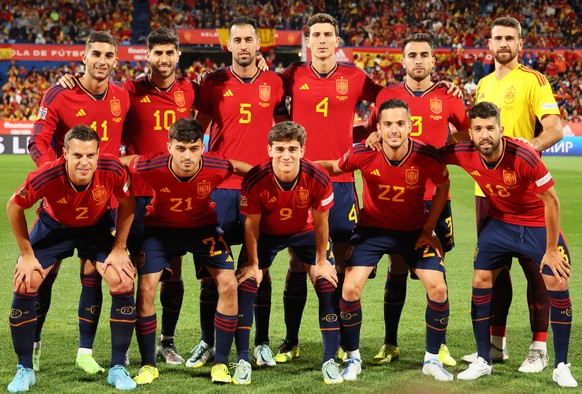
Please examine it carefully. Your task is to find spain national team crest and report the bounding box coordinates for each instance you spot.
[405,168,419,185]
[259,85,271,102]
[504,88,516,104]
[336,78,348,95]
[430,98,443,114]
[92,185,108,203]
[109,99,121,116]
[502,169,517,186]
[174,90,185,107]
[197,180,211,197]
[296,188,309,205]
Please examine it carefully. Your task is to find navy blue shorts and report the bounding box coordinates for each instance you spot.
[329,182,358,242]
[345,227,445,273]
[27,212,115,269]
[257,231,335,269]
[127,195,153,256]
[474,218,571,276]
[425,200,454,252]
[212,188,244,245]
[140,225,234,279]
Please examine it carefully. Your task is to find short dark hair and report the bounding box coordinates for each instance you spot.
[307,13,339,36]
[378,99,411,119]
[468,102,501,124]
[229,16,258,37]
[268,121,306,147]
[402,33,434,56]
[64,125,100,150]
[85,31,117,52]
[147,27,179,51]
[168,118,204,143]
[491,16,522,39]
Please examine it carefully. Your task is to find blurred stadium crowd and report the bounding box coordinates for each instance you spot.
[0,0,580,121]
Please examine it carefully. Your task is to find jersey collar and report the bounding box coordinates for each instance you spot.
[310,62,338,78]
[229,66,261,84]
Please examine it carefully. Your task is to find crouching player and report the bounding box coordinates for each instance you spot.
[122,118,252,385]
[7,125,136,392]
[237,121,343,384]
[445,102,577,388]
[318,99,453,382]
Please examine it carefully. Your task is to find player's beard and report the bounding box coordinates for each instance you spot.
[406,67,430,83]
[493,48,518,65]
[152,64,175,79]
[477,137,501,157]
[234,52,255,68]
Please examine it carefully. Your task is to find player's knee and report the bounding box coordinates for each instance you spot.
[341,280,362,301]
[426,282,448,303]
[217,275,238,298]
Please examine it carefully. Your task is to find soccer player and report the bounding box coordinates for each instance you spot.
[365,33,469,367]
[461,17,564,373]
[239,121,342,384]
[123,27,197,369]
[187,16,286,370]
[27,31,130,374]
[447,102,576,388]
[274,12,383,363]
[122,118,251,385]
[318,99,452,382]
[57,28,198,368]
[7,125,136,392]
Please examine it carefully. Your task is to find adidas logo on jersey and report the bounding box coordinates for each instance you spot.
[370,169,381,176]
[268,196,278,203]
[56,198,68,204]
[223,90,234,97]
[226,255,234,262]
[299,83,309,90]
[76,109,86,117]
[470,170,481,176]
[159,187,171,193]
[140,96,151,103]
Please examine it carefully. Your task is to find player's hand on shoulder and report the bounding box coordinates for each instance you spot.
[365,131,382,151]
[439,80,464,98]
[540,249,571,283]
[56,74,78,89]
[256,55,269,71]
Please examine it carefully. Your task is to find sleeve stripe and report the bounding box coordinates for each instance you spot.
[301,160,331,188]
[242,163,271,192]
[30,167,65,190]
[519,66,546,87]
[41,86,67,106]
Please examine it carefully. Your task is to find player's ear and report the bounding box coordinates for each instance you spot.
[167,142,172,153]
[300,145,306,157]
[267,144,273,158]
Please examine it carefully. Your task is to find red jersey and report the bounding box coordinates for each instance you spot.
[240,159,334,236]
[282,62,382,182]
[370,83,469,201]
[127,151,233,228]
[442,138,554,226]
[197,67,286,189]
[29,79,130,166]
[13,154,130,227]
[338,141,448,231]
[124,76,197,196]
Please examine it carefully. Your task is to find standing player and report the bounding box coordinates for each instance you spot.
[462,17,564,373]
[187,16,286,370]
[447,102,576,388]
[122,118,251,385]
[365,33,469,367]
[123,27,197,368]
[27,31,130,374]
[7,126,136,392]
[274,12,383,363]
[238,121,342,384]
[318,99,452,382]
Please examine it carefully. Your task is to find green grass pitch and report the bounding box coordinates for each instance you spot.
[0,154,579,393]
